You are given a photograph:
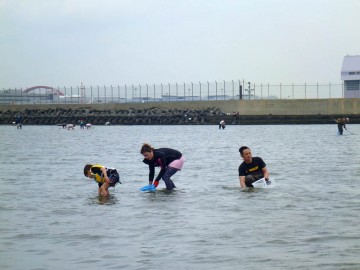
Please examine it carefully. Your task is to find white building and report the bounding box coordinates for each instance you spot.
[341,55,360,98]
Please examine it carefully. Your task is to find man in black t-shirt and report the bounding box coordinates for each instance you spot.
[238,146,270,188]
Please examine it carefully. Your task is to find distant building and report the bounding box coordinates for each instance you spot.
[341,55,360,98]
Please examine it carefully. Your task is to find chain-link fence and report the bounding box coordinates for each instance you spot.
[0,81,344,105]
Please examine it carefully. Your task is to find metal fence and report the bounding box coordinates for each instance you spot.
[0,80,344,105]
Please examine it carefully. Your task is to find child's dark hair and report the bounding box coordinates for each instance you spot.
[140,143,154,154]
[84,164,93,176]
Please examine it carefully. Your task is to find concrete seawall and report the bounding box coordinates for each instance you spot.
[1,98,359,125]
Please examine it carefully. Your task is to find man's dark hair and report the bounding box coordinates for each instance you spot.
[239,146,249,156]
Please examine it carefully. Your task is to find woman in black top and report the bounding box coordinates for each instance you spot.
[141,143,185,190]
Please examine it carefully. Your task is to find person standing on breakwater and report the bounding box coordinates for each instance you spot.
[238,146,270,188]
[83,164,121,196]
[334,117,349,135]
[140,143,184,190]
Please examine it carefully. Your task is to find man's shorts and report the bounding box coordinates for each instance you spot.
[245,174,263,187]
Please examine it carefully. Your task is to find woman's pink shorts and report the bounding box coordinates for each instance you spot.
[168,156,185,170]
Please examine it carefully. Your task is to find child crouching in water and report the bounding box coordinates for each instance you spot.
[84,164,120,196]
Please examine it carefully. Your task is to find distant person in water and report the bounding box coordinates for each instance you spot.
[84,164,120,196]
[140,143,184,190]
[219,120,226,129]
[15,114,23,129]
[238,146,270,188]
[79,119,85,129]
[334,117,349,135]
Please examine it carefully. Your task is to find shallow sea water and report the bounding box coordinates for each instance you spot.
[0,124,359,270]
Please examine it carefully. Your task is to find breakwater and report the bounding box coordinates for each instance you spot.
[1,99,360,125]
[0,107,224,125]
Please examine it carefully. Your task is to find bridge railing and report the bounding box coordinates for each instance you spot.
[0,81,344,105]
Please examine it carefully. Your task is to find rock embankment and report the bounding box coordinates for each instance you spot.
[1,106,357,125]
[0,107,225,125]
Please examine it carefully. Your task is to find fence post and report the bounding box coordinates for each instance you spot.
[62,87,65,104]
[223,80,226,100]
[329,82,331,98]
[292,83,294,99]
[199,81,202,100]
[97,85,99,104]
[146,84,149,101]
[215,81,218,100]
[90,86,93,103]
[191,82,193,101]
[161,83,163,98]
[13,87,17,105]
[118,85,120,103]
[183,82,186,100]
[239,80,242,100]
[153,84,155,100]
[139,84,142,102]
[232,80,234,99]
[131,84,134,102]
[316,83,319,99]
[168,83,171,101]
[125,84,127,101]
[111,85,113,103]
[280,83,282,99]
[176,83,178,98]
[207,81,209,100]
[243,79,245,97]
[305,83,307,99]
[260,83,263,99]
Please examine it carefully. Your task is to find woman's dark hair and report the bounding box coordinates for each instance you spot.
[239,146,249,156]
[140,143,154,154]
[84,164,93,176]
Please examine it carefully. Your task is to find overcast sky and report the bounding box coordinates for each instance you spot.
[1,0,359,88]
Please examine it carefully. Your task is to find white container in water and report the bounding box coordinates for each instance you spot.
[252,178,276,188]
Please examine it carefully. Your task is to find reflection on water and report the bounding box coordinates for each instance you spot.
[0,124,360,270]
[87,195,119,205]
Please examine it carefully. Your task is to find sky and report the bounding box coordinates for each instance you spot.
[1,0,360,89]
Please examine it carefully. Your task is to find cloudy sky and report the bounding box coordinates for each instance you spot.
[1,0,359,88]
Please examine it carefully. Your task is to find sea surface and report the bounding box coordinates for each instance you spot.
[0,124,359,270]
